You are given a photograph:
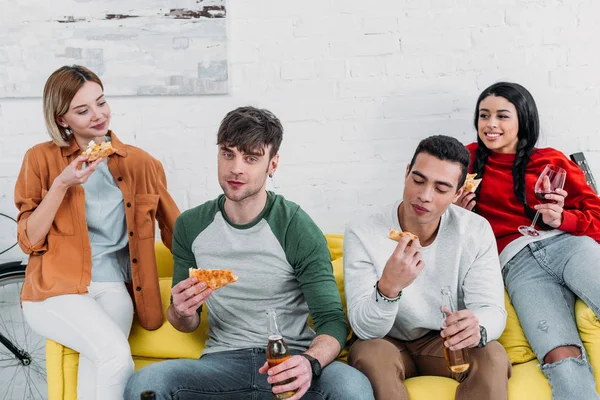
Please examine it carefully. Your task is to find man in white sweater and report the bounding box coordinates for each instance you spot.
[344,135,511,400]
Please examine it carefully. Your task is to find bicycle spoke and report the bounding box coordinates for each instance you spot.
[30,336,46,355]
[0,289,19,344]
[0,272,48,399]
[29,361,47,382]
[0,313,16,344]
[9,291,19,345]
[0,349,14,358]
[2,364,19,400]
[25,365,45,400]
[22,368,27,400]
[18,284,31,351]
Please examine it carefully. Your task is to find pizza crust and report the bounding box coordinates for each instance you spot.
[388,229,419,243]
[188,268,238,290]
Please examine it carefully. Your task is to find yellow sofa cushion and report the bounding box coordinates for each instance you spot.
[129,277,208,360]
[498,290,537,365]
[326,234,344,261]
[508,360,552,399]
[576,298,600,393]
[377,359,553,400]
[46,237,600,400]
[155,241,174,278]
[497,290,600,371]
[405,376,458,399]
[331,257,351,363]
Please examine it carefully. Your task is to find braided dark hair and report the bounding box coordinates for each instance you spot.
[472,82,539,208]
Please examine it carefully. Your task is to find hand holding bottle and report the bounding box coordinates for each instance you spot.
[259,309,312,400]
[259,355,312,400]
[440,287,471,373]
[440,309,481,350]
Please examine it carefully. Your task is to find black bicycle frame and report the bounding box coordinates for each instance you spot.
[0,331,31,365]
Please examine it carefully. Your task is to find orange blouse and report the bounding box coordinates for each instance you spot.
[14,131,180,330]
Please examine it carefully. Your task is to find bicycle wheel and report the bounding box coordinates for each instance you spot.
[0,262,47,400]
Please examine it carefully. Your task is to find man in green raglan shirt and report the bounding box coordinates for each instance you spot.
[125,107,374,400]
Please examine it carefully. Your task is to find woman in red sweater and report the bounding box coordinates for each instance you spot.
[456,82,600,399]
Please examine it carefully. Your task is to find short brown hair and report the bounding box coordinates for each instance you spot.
[409,135,470,191]
[43,65,104,147]
[217,106,283,159]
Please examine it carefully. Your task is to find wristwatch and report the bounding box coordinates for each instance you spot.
[477,326,488,348]
[301,354,322,378]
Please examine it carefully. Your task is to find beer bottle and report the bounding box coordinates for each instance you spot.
[440,286,470,373]
[266,309,297,399]
[140,391,156,399]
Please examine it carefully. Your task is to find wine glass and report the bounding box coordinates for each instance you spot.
[518,164,566,237]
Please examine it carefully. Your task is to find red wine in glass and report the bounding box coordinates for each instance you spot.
[518,165,566,236]
[534,191,559,204]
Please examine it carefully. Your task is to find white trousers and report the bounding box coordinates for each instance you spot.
[23,282,135,400]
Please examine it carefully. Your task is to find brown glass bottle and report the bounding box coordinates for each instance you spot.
[441,286,470,373]
[266,309,297,399]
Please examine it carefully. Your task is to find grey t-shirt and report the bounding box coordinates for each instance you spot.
[83,159,130,282]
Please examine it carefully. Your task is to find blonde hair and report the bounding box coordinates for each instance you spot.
[43,65,104,147]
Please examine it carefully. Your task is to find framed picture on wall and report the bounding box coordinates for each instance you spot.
[0,0,228,97]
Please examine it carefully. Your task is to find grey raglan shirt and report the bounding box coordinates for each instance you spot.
[171,191,347,354]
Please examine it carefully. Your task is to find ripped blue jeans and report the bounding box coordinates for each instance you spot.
[503,233,600,400]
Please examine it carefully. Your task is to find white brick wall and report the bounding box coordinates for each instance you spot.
[2,0,600,262]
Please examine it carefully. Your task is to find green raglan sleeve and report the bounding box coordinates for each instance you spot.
[171,212,198,291]
[286,208,348,350]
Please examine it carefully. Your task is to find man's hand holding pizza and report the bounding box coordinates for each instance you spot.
[172,277,212,319]
[378,231,424,298]
[168,276,212,332]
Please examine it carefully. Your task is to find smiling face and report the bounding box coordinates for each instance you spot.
[477,94,519,154]
[402,152,464,227]
[56,81,110,144]
[217,144,279,204]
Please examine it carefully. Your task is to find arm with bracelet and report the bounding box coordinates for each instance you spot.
[344,224,423,340]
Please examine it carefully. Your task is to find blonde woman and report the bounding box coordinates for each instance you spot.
[15,65,180,399]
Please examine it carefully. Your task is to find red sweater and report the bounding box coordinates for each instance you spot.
[466,143,600,254]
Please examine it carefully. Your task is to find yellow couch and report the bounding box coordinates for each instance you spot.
[47,236,600,399]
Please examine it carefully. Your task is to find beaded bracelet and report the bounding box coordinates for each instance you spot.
[374,280,402,303]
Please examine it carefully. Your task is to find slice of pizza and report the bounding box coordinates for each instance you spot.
[388,229,419,244]
[188,268,238,290]
[462,173,482,193]
[83,140,116,161]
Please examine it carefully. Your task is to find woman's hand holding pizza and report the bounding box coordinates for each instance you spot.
[54,155,102,190]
